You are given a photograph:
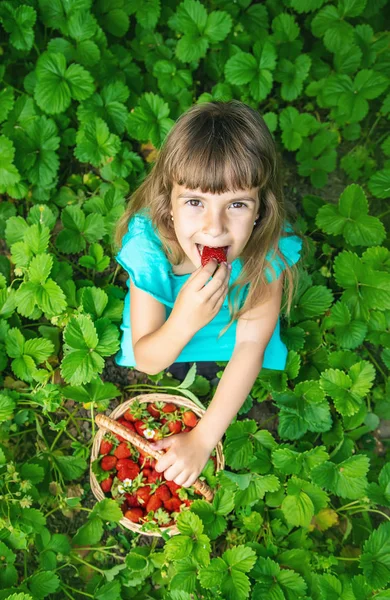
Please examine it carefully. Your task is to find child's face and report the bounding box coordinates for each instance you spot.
[170,183,260,267]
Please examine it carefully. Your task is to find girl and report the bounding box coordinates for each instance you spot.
[113,101,304,489]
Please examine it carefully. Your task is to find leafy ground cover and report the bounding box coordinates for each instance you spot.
[0,0,390,598]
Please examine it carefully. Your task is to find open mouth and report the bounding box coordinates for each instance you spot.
[196,244,230,258]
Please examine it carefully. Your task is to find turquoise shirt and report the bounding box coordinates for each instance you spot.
[115,209,303,370]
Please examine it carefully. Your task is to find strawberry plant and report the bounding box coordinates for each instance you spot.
[0,0,389,598]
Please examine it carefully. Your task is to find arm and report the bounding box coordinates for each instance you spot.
[151,274,284,486]
[195,273,284,450]
[130,279,193,375]
[134,313,194,375]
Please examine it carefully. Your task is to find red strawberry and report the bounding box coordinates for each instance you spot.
[201,246,227,267]
[142,467,152,481]
[125,493,140,507]
[134,420,148,437]
[182,411,198,428]
[162,403,177,413]
[117,463,140,481]
[99,439,114,455]
[115,433,126,442]
[166,480,181,496]
[147,403,161,418]
[138,455,156,469]
[101,456,117,471]
[146,495,163,513]
[118,418,136,432]
[168,421,182,434]
[161,417,168,425]
[114,442,132,459]
[183,426,192,433]
[116,458,139,471]
[164,497,182,512]
[136,485,152,506]
[123,409,138,422]
[147,469,163,484]
[100,477,113,492]
[155,484,171,502]
[125,508,144,523]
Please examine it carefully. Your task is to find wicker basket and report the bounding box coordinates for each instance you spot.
[90,393,225,538]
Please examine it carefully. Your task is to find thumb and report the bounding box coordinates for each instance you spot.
[150,437,171,451]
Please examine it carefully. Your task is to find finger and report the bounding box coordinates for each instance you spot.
[163,465,182,482]
[181,475,197,488]
[189,259,220,291]
[150,437,171,451]
[154,450,175,473]
[210,282,229,310]
[200,263,229,301]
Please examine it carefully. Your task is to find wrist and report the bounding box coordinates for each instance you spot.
[168,310,198,340]
[191,423,220,453]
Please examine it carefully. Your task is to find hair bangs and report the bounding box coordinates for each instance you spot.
[162,107,273,195]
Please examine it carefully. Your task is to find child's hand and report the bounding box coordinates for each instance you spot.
[171,259,231,335]
[149,430,212,488]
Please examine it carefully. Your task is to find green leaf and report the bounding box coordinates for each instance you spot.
[204,10,232,43]
[126,93,174,148]
[360,521,390,588]
[0,393,16,423]
[368,169,390,199]
[311,5,354,53]
[320,368,357,416]
[333,251,390,319]
[224,420,257,469]
[328,302,367,349]
[91,499,123,523]
[28,254,52,283]
[20,116,60,187]
[35,52,94,114]
[176,510,204,537]
[0,4,37,52]
[29,571,60,598]
[24,337,54,363]
[73,517,103,546]
[316,184,386,246]
[225,52,257,86]
[164,535,193,562]
[75,117,120,167]
[0,135,21,192]
[311,454,369,499]
[53,454,87,480]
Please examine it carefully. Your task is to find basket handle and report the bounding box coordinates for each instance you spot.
[95,414,214,502]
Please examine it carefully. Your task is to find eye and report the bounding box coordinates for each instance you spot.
[230,202,247,209]
[185,199,202,207]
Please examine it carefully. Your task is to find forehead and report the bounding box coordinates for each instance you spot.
[172,183,259,202]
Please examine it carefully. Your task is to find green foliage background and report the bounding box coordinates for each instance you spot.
[0,0,390,598]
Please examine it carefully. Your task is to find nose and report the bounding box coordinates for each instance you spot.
[201,208,226,238]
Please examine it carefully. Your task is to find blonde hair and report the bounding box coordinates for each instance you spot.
[114,101,305,337]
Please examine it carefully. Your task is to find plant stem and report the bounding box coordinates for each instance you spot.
[63,584,94,598]
[61,587,75,600]
[90,402,96,440]
[336,500,363,512]
[347,508,390,521]
[71,553,105,575]
[335,556,360,561]
[377,209,390,219]
[363,344,386,379]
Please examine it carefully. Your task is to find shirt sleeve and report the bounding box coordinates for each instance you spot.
[115,214,174,307]
[265,222,303,283]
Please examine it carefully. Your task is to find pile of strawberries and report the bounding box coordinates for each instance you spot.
[94,400,215,528]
